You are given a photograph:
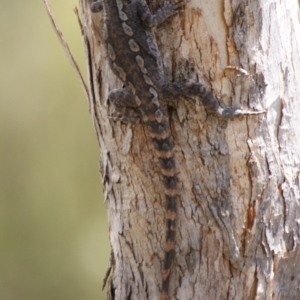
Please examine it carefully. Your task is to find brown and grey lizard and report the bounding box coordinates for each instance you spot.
[88,0,261,298]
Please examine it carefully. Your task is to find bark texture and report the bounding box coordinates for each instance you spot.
[79,0,300,299]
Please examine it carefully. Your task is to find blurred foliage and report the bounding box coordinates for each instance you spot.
[0,1,109,299]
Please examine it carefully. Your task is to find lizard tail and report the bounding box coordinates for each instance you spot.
[144,103,178,300]
[159,150,177,300]
[145,117,177,300]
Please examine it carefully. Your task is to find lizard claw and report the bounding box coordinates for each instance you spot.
[173,1,186,10]
[108,115,140,125]
[162,1,185,18]
[220,107,266,118]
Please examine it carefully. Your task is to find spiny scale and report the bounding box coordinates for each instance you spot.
[89,0,262,299]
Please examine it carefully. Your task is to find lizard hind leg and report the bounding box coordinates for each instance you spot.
[107,88,141,124]
[162,82,263,118]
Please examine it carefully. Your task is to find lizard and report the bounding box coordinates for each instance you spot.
[88,0,261,299]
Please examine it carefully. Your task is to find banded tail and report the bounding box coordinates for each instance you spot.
[144,111,177,300]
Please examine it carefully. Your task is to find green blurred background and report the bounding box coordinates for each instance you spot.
[0,1,109,299]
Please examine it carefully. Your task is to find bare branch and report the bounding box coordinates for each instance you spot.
[42,0,89,100]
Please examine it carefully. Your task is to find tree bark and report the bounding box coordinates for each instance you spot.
[79,0,300,299]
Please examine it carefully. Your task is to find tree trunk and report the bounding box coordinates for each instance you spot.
[79,0,300,299]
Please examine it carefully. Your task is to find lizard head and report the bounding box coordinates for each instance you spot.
[89,0,103,12]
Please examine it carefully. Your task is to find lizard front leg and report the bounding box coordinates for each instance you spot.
[138,1,184,28]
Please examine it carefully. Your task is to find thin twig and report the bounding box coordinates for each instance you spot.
[42,0,89,100]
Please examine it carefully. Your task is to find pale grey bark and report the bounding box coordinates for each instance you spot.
[79,0,300,299]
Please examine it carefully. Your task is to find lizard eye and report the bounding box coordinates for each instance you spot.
[89,0,103,12]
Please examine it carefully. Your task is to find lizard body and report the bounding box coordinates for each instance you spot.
[88,0,260,298]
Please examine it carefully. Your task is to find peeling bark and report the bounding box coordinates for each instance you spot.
[79,0,300,299]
